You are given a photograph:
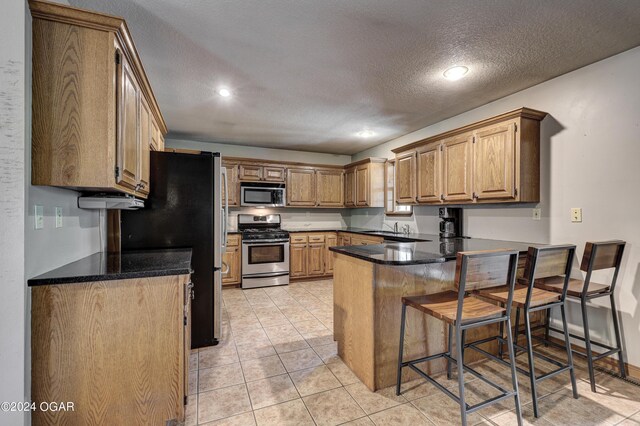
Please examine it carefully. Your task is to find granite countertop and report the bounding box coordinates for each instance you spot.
[329,238,534,265]
[28,248,193,286]
[283,227,433,242]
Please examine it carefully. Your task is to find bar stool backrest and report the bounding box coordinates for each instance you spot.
[523,245,576,304]
[455,249,519,292]
[580,240,626,295]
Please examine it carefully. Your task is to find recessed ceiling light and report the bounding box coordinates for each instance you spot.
[217,87,232,98]
[356,129,376,138]
[443,66,469,81]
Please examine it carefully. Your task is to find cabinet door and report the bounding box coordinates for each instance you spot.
[395,151,416,204]
[290,244,308,278]
[344,167,356,207]
[222,163,239,207]
[442,133,474,202]
[355,165,370,206]
[416,142,441,203]
[287,168,316,206]
[316,170,344,207]
[307,243,325,276]
[264,166,285,182]
[222,246,241,285]
[239,164,262,181]
[138,96,151,195]
[325,234,337,274]
[150,117,160,151]
[473,122,516,200]
[116,50,140,190]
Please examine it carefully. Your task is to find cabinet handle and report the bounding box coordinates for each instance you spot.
[473,192,478,200]
[440,194,445,201]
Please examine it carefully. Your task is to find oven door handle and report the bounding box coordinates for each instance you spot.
[243,271,290,278]
[243,239,290,244]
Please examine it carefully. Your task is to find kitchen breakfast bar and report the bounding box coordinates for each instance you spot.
[330,237,536,391]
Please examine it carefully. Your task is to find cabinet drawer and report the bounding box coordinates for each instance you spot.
[290,234,308,244]
[308,234,325,243]
[226,234,240,247]
[264,166,285,182]
[239,164,263,181]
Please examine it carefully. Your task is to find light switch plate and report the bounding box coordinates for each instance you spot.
[35,205,44,229]
[55,207,63,228]
[532,208,541,221]
[571,208,582,223]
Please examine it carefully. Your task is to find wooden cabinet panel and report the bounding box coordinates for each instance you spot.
[473,122,516,200]
[222,163,239,207]
[344,167,356,207]
[264,166,285,182]
[290,243,308,278]
[239,164,263,181]
[116,51,140,191]
[325,234,338,274]
[150,117,160,151]
[395,151,416,204]
[442,133,474,202]
[317,169,344,207]
[416,142,441,203]
[138,96,151,196]
[355,165,370,206]
[287,168,316,206]
[222,246,241,285]
[307,243,325,276]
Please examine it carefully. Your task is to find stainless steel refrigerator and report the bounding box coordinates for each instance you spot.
[120,151,228,348]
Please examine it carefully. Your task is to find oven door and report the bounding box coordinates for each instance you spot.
[242,240,290,276]
[241,186,285,207]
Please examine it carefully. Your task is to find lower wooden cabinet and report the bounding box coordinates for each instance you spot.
[222,234,242,285]
[325,234,338,274]
[290,242,308,278]
[31,274,191,425]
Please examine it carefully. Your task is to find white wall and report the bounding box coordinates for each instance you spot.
[166,137,352,166]
[0,2,27,423]
[353,46,640,367]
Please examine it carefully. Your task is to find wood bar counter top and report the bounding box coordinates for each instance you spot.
[330,237,536,391]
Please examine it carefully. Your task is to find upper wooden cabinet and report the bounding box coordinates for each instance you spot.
[442,132,474,202]
[287,168,316,206]
[393,108,546,205]
[344,167,356,207]
[30,0,167,199]
[395,151,416,204]
[222,162,239,207]
[238,164,285,182]
[348,158,385,208]
[316,169,344,207]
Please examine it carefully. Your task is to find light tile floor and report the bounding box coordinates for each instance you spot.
[187,279,640,425]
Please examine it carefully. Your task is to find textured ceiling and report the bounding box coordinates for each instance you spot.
[69,0,640,154]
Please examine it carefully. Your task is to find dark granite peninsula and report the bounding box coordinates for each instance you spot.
[331,237,537,391]
[28,248,192,286]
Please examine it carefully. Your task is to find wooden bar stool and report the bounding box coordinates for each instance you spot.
[396,249,522,426]
[535,240,627,392]
[474,245,579,418]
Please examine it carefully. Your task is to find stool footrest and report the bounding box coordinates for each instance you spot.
[546,326,618,352]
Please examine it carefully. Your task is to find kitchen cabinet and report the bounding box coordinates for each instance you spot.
[391,108,546,205]
[287,168,316,206]
[384,160,412,216]
[290,239,308,278]
[349,158,386,208]
[349,234,385,246]
[316,169,344,207]
[325,233,338,274]
[416,141,441,203]
[307,242,325,276]
[344,167,356,207]
[394,151,416,205]
[222,162,239,207]
[31,273,191,424]
[442,132,474,202]
[30,0,167,199]
[473,121,516,200]
[222,234,241,285]
[238,164,285,182]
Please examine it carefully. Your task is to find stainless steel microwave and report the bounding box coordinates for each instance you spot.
[240,182,286,207]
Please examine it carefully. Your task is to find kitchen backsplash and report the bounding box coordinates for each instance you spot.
[228,207,348,231]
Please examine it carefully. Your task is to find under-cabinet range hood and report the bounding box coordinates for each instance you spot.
[78,194,144,210]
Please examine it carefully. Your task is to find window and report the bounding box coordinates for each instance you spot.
[384,160,412,216]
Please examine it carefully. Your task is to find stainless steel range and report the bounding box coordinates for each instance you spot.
[238,214,290,289]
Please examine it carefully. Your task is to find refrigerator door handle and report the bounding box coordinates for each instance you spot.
[221,167,229,248]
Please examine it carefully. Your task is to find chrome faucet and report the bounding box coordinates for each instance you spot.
[402,224,411,234]
[383,222,399,233]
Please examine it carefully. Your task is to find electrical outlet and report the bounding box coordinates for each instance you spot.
[532,208,541,221]
[571,208,582,223]
[35,205,44,229]
[55,207,63,228]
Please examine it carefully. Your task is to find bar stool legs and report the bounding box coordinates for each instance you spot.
[455,326,467,425]
[610,295,627,379]
[505,316,523,423]
[396,304,407,396]
[562,303,579,398]
[580,299,596,392]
